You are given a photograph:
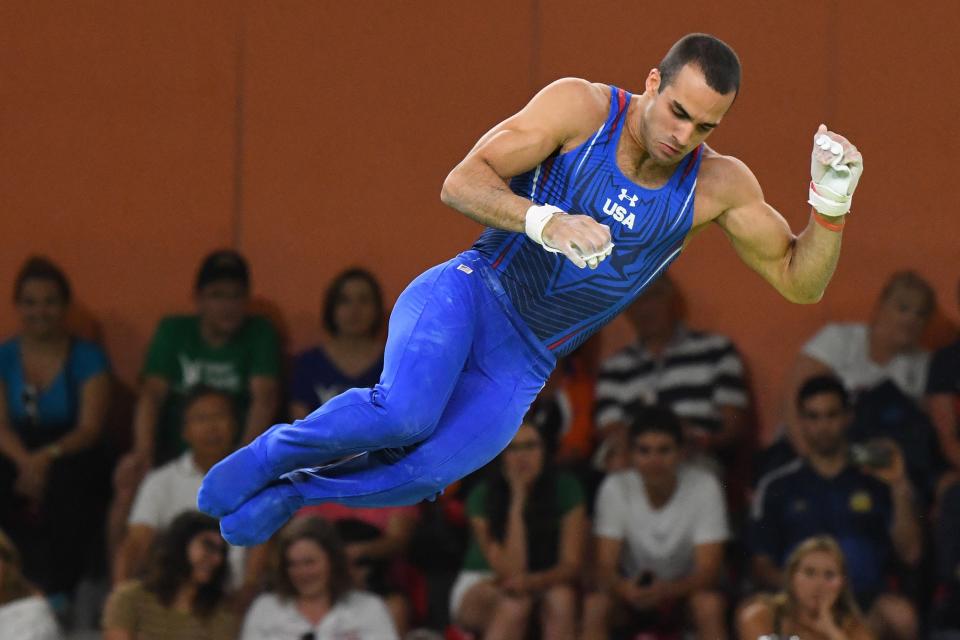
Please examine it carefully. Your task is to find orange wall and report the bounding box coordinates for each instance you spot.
[2,2,958,439]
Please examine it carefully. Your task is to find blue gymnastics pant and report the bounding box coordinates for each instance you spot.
[198,250,556,545]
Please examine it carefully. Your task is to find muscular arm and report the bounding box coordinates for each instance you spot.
[712,156,844,304]
[440,77,602,231]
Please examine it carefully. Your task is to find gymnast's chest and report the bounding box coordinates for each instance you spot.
[559,165,692,245]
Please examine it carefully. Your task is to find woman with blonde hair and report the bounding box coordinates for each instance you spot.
[0,528,61,640]
[737,536,873,640]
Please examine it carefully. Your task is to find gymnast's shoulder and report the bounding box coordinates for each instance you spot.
[695,144,766,210]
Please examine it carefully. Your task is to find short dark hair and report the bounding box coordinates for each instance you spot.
[797,375,849,412]
[322,268,385,337]
[13,256,71,304]
[180,385,238,428]
[272,517,353,604]
[195,249,250,293]
[659,33,741,96]
[142,511,229,618]
[628,404,684,445]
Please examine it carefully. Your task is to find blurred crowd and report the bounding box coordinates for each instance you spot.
[1,250,959,640]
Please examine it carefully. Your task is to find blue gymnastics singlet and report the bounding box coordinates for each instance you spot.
[473,85,703,357]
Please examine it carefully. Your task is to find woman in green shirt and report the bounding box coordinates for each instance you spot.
[450,421,586,640]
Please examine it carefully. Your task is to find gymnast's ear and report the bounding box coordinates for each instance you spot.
[645,68,662,95]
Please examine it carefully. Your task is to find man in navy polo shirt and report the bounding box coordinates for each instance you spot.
[749,375,920,640]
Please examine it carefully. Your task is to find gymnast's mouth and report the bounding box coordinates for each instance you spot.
[659,142,681,156]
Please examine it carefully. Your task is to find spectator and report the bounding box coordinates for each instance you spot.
[111,386,256,600]
[290,268,385,420]
[783,270,934,454]
[582,405,729,640]
[0,528,61,640]
[737,535,873,640]
[594,275,749,472]
[296,501,419,633]
[750,375,920,640]
[109,250,280,561]
[125,249,280,469]
[240,517,397,639]
[926,277,960,476]
[450,420,585,640]
[0,256,111,600]
[102,511,237,640]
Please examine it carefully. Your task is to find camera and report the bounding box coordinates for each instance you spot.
[849,441,893,469]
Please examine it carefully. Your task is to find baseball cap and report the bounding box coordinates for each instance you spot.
[195,249,250,292]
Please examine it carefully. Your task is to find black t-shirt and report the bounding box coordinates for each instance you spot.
[927,339,960,397]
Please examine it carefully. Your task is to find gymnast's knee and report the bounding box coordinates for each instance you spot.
[372,388,442,446]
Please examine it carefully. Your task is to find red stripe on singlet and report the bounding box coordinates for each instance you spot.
[491,236,517,269]
[681,145,702,182]
[547,330,580,351]
[606,88,628,143]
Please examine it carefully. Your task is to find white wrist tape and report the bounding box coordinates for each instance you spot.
[808,181,851,217]
[808,133,861,217]
[525,204,565,253]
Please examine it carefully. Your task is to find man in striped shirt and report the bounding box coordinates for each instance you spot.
[594,275,749,472]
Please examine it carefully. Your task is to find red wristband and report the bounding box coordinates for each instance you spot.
[812,212,845,232]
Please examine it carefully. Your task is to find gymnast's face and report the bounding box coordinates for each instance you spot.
[640,64,734,165]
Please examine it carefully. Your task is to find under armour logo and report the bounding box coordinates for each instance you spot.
[618,188,639,207]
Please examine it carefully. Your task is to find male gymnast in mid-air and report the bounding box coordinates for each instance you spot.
[198,33,863,545]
